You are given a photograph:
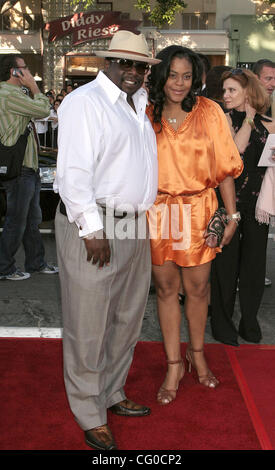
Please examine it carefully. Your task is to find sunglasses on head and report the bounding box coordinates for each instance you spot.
[108,58,150,75]
[230,68,244,75]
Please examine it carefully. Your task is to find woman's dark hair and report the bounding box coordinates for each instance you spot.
[147,45,203,128]
[0,54,24,81]
[205,65,232,100]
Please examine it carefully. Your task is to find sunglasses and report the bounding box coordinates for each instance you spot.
[108,58,150,75]
[230,68,244,75]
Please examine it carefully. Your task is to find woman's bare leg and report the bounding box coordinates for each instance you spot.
[182,261,219,387]
[152,261,185,402]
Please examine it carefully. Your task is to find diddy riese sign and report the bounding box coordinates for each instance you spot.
[45,11,141,46]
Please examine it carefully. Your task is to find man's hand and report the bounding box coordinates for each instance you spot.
[18,68,40,95]
[83,230,111,268]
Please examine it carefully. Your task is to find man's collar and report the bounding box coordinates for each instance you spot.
[96,70,147,104]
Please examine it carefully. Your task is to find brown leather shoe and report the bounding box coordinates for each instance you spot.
[84,424,117,450]
[109,398,151,417]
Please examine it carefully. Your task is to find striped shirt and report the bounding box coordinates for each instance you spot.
[0,82,50,169]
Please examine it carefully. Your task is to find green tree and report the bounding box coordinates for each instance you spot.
[135,0,187,27]
[70,0,187,27]
[255,0,275,28]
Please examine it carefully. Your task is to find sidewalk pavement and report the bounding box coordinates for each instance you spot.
[0,230,274,345]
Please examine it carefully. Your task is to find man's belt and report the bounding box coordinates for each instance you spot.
[59,200,67,216]
[59,200,138,219]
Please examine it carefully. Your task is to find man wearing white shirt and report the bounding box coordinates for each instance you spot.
[54,31,160,450]
[34,116,48,146]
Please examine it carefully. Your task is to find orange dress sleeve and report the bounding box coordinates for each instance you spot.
[146,98,243,197]
[203,99,243,185]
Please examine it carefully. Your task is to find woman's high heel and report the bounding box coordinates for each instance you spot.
[157,358,185,405]
[185,346,219,388]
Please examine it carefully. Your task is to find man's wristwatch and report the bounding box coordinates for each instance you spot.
[226,211,241,225]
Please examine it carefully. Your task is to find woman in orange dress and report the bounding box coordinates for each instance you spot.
[147,46,243,405]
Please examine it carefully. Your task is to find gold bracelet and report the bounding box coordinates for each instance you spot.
[244,117,255,129]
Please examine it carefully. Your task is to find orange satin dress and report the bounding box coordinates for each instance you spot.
[147,96,243,267]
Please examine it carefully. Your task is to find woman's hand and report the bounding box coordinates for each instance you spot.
[220,220,238,248]
[244,100,256,120]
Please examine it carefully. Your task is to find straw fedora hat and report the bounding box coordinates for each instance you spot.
[95,30,161,65]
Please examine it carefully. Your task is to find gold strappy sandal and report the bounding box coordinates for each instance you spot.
[157,358,185,405]
[185,346,219,388]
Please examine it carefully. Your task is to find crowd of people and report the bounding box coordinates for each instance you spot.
[34,83,77,149]
[0,31,275,451]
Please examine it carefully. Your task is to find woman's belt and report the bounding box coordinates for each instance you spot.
[157,187,211,198]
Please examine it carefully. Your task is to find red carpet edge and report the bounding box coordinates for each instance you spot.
[225,345,274,451]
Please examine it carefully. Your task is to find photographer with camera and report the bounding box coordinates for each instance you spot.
[0,54,58,280]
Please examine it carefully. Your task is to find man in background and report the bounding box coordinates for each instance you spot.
[253,59,275,117]
[253,58,275,287]
[0,54,58,280]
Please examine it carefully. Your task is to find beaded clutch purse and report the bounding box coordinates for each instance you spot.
[204,207,228,248]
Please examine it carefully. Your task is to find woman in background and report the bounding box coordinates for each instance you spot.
[210,68,275,346]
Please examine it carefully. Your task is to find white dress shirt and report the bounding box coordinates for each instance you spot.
[49,109,58,130]
[35,117,49,134]
[54,71,158,238]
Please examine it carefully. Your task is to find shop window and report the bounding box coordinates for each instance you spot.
[65,55,105,77]
[182,13,209,30]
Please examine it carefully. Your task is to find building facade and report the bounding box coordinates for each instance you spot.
[0,0,43,83]
[0,0,275,93]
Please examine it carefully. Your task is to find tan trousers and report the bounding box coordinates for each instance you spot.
[55,205,151,430]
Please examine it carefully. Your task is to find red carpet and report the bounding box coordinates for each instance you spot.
[0,338,273,450]
[226,345,275,450]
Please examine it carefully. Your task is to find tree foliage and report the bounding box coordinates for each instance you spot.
[256,0,275,28]
[70,0,96,9]
[70,0,187,27]
[135,0,187,27]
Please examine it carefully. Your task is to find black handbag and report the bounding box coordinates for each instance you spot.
[0,124,31,181]
[204,207,228,248]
